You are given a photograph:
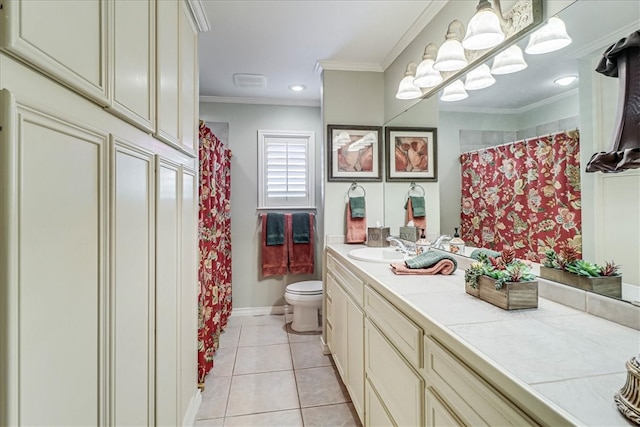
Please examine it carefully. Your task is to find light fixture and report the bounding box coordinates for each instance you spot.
[413,43,443,88]
[464,64,496,90]
[524,16,572,55]
[288,84,306,92]
[554,75,577,86]
[491,45,527,75]
[462,0,506,51]
[440,79,469,102]
[433,20,468,72]
[395,62,423,100]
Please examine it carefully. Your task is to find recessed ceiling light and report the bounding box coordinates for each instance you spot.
[289,84,306,92]
[554,75,577,86]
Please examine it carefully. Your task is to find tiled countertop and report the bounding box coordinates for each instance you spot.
[326,243,640,426]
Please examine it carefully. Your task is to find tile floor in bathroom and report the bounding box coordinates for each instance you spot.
[195,314,362,427]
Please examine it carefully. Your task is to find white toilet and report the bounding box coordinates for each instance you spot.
[284,280,323,332]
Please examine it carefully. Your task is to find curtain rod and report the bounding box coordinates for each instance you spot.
[461,128,579,155]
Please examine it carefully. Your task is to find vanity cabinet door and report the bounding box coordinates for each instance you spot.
[108,0,155,132]
[329,275,348,382]
[365,318,424,427]
[346,294,364,421]
[0,0,108,105]
[365,379,395,427]
[426,387,464,427]
[179,2,198,155]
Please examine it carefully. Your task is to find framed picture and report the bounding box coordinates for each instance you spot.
[327,124,382,182]
[385,126,437,182]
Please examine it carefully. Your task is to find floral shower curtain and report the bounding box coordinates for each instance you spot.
[460,130,581,262]
[198,121,232,385]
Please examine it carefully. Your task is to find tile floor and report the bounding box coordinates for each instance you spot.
[195,314,362,427]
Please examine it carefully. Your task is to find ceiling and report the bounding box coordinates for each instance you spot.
[197,0,442,106]
[197,1,640,110]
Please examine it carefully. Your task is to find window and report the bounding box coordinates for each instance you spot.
[258,130,316,209]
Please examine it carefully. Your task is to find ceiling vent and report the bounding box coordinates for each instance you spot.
[233,73,267,88]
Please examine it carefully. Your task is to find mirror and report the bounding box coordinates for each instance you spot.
[383,0,640,303]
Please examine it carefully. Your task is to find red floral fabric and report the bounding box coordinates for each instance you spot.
[198,121,232,384]
[460,130,582,262]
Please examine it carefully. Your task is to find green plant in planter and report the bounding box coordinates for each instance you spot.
[465,246,535,290]
[543,245,621,277]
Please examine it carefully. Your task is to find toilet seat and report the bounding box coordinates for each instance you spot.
[286,280,322,296]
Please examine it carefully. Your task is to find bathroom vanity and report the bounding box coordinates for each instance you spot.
[323,242,639,426]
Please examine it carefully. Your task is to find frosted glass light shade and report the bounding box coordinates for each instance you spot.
[491,45,527,75]
[464,64,496,90]
[434,20,468,72]
[440,79,468,102]
[525,16,572,55]
[396,62,422,100]
[462,6,505,50]
[434,39,468,72]
[414,59,443,88]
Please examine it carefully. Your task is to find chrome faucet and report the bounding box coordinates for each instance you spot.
[386,236,416,255]
[432,235,452,250]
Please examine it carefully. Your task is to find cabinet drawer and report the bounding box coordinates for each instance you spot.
[425,336,536,426]
[326,254,363,306]
[426,387,464,427]
[365,319,423,427]
[364,286,422,368]
[325,275,334,326]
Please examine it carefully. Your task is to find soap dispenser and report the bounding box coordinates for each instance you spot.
[450,227,465,254]
[415,228,430,254]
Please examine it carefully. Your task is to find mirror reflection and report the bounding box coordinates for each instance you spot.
[384,0,640,303]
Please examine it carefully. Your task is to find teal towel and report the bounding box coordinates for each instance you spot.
[266,213,285,246]
[405,251,457,270]
[349,196,366,218]
[292,213,310,243]
[404,196,425,217]
[469,248,501,260]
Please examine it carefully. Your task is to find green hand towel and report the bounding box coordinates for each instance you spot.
[292,213,310,243]
[349,196,366,218]
[405,250,457,270]
[266,213,285,246]
[404,196,425,217]
[469,248,501,260]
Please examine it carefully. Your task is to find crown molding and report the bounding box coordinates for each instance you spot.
[314,61,384,74]
[186,0,211,32]
[571,21,638,59]
[380,0,450,70]
[200,95,320,107]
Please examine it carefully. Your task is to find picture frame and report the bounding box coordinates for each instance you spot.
[327,124,383,182]
[385,126,437,182]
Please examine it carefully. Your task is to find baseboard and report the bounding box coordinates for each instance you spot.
[182,389,202,427]
[320,336,331,355]
[231,305,289,317]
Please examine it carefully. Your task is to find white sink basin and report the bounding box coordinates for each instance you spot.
[348,247,408,263]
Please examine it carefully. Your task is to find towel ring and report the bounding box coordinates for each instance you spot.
[348,182,366,198]
[408,182,425,197]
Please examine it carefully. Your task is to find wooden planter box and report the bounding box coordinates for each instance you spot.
[465,275,538,310]
[539,266,622,298]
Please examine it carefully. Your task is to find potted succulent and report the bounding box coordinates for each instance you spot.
[464,246,538,310]
[540,243,622,297]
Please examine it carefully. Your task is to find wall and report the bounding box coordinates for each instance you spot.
[199,102,323,309]
[322,70,386,237]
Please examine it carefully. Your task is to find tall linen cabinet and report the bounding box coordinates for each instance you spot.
[0,1,204,425]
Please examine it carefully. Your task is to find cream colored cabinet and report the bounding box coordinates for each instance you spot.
[111,139,156,426]
[365,379,395,427]
[180,167,199,419]
[326,254,365,422]
[0,0,108,105]
[155,157,182,426]
[424,336,536,426]
[0,91,108,426]
[156,0,181,148]
[180,2,199,154]
[425,387,464,427]
[365,318,424,427]
[108,0,156,132]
